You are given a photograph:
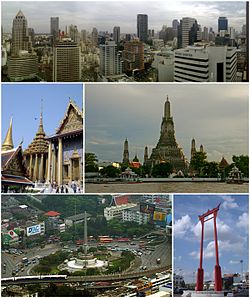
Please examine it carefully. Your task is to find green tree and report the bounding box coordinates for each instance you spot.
[232,155,249,177]
[203,161,219,177]
[100,165,121,178]
[85,152,99,172]
[86,268,100,275]
[190,152,207,176]
[151,162,173,177]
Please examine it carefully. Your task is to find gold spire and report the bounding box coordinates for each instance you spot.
[2,117,14,151]
[38,99,45,134]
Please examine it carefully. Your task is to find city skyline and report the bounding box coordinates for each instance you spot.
[174,195,249,284]
[85,84,248,163]
[1,84,83,149]
[2,1,246,34]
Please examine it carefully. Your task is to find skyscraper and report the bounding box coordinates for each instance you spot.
[203,26,209,41]
[218,17,228,32]
[123,40,144,73]
[11,10,29,56]
[69,24,80,43]
[99,41,123,77]
[53,40,81,82]
[92,27,98,45]
[172,19,179,30]
[137,14,148,42]
[177,17,196,48]
[50,17,59,45]
[113,26,120,45]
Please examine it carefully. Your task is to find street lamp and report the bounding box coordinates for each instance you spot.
[240,260,243,283]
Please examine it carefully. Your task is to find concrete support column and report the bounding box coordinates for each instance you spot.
[57,138,63,186]
[33,154,38,182]
[29,154,33,179]
[39,153,44,182]
[45,155,48,181]
[69,159,72,183]
[52,147,56,183]
[46,142,52,183]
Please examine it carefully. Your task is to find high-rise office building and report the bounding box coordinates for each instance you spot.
[123,40,144,73]
[69,24,80,43]
[174,45,237,82]
[218,17,228,32]
[81,30,87,42]
[11,10,29,56]
[172,19,180,37]
[99,41,123,77]
[177,17,196,48]
[189,20,202,45]
[50,17,59,45]
[7,53,38,81]
[137,14,148,42]
[28,28,35,46]
[92,27,98,45]
[172,19,179,30]
[113,26,120,45]
[203,27,209,41]
[53,39,81,82]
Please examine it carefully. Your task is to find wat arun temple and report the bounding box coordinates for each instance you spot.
[122,96,206,174]
[144,96,188,172]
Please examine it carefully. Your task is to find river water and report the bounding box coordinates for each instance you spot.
[85,182,248,193]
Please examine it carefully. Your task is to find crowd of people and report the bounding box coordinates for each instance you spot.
[45,181,82,193]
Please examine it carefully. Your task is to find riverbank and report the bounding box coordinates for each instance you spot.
[85,182,248,193]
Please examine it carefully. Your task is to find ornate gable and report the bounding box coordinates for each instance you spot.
[2,146,27,176]
[56,101,83,135]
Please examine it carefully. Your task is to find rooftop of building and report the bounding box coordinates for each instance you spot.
[65,212,90,221]
[44,211,61,217]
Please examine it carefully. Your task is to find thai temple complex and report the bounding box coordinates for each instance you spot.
[121,96,229,175]
[1,99,83,192]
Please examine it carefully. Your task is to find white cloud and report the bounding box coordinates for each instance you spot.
[192,218,233,242]
[190,239,246,261]
[229,260,240,265]
[221,195,239,210]
[236,212,249,230]
[175,214,192,238]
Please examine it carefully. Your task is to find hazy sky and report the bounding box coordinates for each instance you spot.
[2,84,83,149]
[2,1,247,33]
[85,84,248,163]
[174,194,249,283]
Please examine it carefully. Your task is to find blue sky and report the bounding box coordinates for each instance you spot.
[174,195,249,283]
[2,84,83,149]
[2,1,246,33]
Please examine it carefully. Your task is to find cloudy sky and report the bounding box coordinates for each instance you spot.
[2,1,247,33]
[174,195,249,283]
[85,84,248,163]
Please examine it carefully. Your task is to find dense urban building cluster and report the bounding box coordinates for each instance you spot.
[1,7,248,82]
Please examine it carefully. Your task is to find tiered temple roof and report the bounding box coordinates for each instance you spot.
[146,96,187,172]
[24,112,48,155]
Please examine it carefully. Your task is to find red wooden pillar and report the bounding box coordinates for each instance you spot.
[213,211,222,291]
[196,219,204,291]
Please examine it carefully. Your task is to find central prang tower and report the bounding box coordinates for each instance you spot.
[145,96,187,172]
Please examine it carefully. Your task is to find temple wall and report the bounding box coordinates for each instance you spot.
[62,136,83,162]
